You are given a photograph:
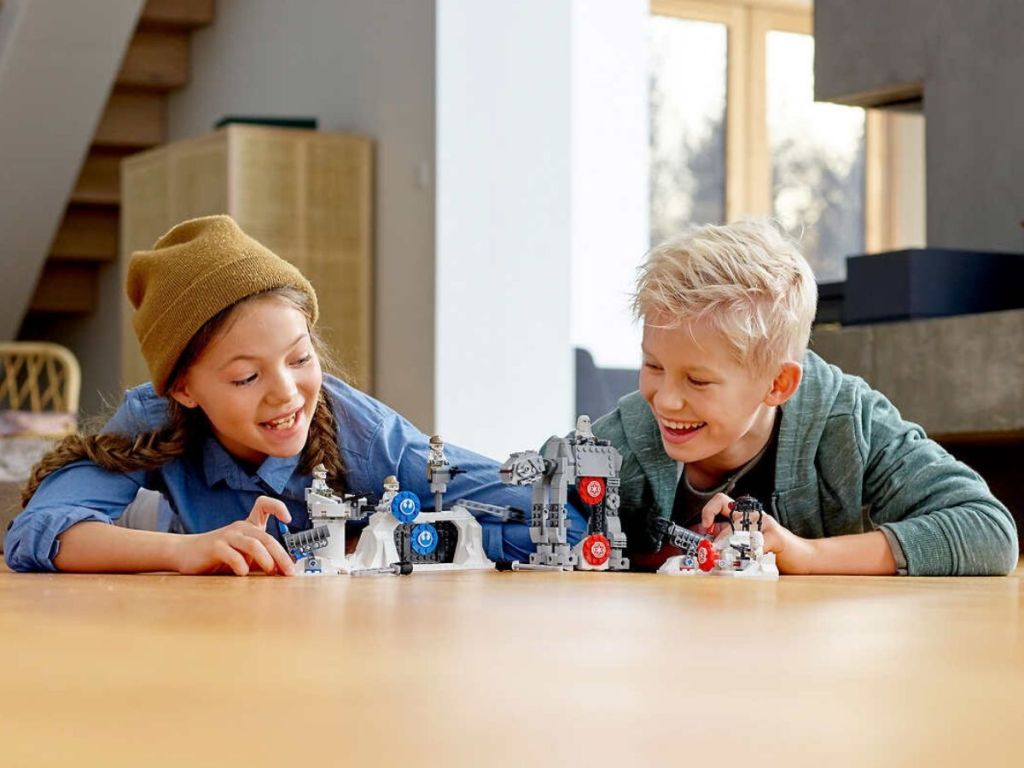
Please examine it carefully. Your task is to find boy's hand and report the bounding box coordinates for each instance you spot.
[171,496,296,576]
[700,493,816,574]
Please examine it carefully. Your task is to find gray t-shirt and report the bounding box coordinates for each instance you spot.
[670,412,780,529]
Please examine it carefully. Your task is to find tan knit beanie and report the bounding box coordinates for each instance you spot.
[126,215,319,395]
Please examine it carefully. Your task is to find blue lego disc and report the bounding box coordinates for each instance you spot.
[411,523,439,556]
[391,491,421,523]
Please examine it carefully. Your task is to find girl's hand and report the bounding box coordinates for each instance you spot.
[171,496,296,576]
[700,493,816,574]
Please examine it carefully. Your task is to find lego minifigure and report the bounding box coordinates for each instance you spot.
[284,464,371,575]
[380,474,400,508]
[575,415,596,444]
[426,434,464,513]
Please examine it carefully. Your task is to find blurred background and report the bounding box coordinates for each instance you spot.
[0,0,1021,540]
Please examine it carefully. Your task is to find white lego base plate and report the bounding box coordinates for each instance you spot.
[346,507,494,573]
[658,552,779,581]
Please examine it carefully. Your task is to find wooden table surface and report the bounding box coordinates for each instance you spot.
[2,563,1022,768]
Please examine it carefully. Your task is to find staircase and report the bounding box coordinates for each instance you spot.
[24,0,214,321]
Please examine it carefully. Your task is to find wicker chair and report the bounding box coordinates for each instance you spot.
[0,342,81,550]
[0,341,80,437]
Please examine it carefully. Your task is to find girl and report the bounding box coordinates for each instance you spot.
[5,215,536,574]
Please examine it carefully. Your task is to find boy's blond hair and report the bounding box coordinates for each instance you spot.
[633,220,818,374]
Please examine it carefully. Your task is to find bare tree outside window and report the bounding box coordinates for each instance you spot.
[768,31,865,281]
[648,17,727,247]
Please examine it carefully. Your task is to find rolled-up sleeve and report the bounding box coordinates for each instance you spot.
[858,384,1019,576]
[4,390,154,572]
[4,461,146,572]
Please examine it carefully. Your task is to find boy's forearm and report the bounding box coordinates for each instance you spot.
[53,521,181,573]
[785,530,898,575]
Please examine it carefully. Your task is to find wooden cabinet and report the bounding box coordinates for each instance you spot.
[121,124,374,392]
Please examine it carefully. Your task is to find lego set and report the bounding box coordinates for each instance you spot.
[283,425,777,580]
[498,415,629,572]
[347,436,494,573]
[656,495,779,580]
[283,435,495,576]
[279,464,370,575]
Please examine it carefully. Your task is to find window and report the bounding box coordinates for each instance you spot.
[766,29,864,281]
[649,0,924,281]
[649,16,727,245]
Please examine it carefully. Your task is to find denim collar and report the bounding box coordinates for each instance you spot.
[201,435,302,495]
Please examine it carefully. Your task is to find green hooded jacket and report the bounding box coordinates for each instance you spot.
[592,351,1019,576]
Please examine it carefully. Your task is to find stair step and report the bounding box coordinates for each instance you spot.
[140,0,215,30]
[29,262,97,314]
[51,207,119,262]
[94,90,165,148]
[116,29,190,90]
[70,150,132,205]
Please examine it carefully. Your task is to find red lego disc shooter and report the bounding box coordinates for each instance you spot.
[578,476,606,504]
[696,539,718,572]
[582,533,611,566]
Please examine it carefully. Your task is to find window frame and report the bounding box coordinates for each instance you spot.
[650,0,899,256]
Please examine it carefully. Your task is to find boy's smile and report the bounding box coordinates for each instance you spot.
[639,315,798,489]
[659,417,707,443]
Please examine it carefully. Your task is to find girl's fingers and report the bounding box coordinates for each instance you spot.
[230,533,278,575]
[252,529,296,576]
[216,541,250,576]
[246,496,292,530]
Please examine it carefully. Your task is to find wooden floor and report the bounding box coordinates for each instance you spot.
[2,562,1022,767]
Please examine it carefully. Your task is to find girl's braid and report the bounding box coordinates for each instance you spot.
[21,402,198,507]
[298,390,345,488]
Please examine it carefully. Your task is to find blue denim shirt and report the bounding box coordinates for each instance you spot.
[5,375,583,571]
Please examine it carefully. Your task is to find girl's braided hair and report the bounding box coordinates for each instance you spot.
[21,287,344,507]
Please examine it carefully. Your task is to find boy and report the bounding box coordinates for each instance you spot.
[593,220,1018,575]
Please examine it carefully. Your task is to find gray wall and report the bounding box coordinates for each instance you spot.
[167,0,437,429]
[815,0,1024,253]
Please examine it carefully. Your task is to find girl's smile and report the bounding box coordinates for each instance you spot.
[171,296,323,465]
[259,405,304,433]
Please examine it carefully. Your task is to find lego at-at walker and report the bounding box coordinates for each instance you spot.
[499,415,629,571]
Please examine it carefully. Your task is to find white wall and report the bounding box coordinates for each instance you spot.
[436,0,648,459]
[168,0,438,430]
[435,0,572,458]
[169,0,649,461]
[570,0,649,370]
